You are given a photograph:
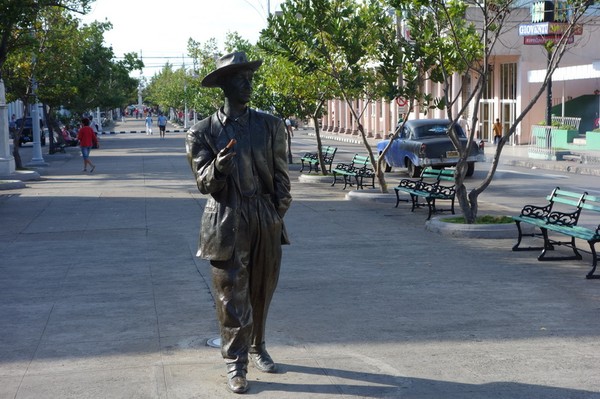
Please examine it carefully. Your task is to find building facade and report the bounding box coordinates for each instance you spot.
[321,6,600,145]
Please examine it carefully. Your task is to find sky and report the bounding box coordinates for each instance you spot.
[81,0,285,78]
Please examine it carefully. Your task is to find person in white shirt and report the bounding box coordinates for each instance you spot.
[145,114,153,135]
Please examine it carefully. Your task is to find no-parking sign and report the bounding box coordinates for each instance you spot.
[395,97,408,113]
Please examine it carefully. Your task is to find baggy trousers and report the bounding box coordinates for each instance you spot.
[210,194,282,373]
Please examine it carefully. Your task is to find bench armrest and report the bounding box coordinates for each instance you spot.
[431,183,455,196]
[520,203,552,219]
[415,180,438,193]
[334,162,353,171]
[398,178,419,189]
[547,210,581,227]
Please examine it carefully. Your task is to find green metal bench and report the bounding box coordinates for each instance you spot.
[331,154,375,190]
[300,146,337,173]
[512,187,600,279]
[394,167,456,220]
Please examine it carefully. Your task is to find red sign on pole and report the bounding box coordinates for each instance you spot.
[395,97,408,107]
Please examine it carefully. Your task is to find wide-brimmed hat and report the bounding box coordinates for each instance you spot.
[201,51,263,88]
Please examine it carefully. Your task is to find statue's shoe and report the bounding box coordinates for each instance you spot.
[249,351,276,373]
[227,372,248,394]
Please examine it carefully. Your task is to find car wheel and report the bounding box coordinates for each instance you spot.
[406,159,421,178]
[466,162,475,177]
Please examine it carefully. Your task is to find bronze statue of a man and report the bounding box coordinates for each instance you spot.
[185,51,292,394]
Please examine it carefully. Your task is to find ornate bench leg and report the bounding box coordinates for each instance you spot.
[538,228,580,261]
[570,236,583,260]
[342,175,350,190]
[538,228,556,260]
[426,198,435,220]
[408,194,416,212]
[331,172,338,187]
[512,221,547,251]
[394,189,408,207]
[512,221,524,250]
[586,240,599,279]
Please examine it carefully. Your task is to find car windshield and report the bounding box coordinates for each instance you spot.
[413,124,465,138]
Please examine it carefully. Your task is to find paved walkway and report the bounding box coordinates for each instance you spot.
[1,118,599,398]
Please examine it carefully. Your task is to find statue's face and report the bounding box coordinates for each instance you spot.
[221,69,254,105]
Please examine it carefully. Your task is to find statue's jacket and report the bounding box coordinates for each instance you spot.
[186,109,292,261]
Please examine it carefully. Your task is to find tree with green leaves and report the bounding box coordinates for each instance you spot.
[0,1,92,168]
[0,0,92,76]
[394,0,596,223]
[1,1,143,163]
[260,15,338,170]
[257,0,421,188]
[3,8,142,157]
[145,64,186,117]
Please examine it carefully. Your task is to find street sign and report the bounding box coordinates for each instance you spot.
[395,97,408,107]
[395,97,408,114]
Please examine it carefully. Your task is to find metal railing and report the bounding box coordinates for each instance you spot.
[528,125,559,160]
[551,116,581,130]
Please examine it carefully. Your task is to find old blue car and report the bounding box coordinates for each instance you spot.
[377,119,484,177]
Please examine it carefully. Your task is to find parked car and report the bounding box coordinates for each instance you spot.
[13,117,46,147]
[377,119,484,177]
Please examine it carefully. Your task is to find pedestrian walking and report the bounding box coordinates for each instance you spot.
[186,51,292,394]
[77,117,98,172]
[493,118,502,145]
[285,118,294,137]
[145,114,153,135]
[157,113,167,139]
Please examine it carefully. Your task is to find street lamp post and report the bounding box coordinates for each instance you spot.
[26,76,47,167]
[545,49,553,126]
[0,79,16,175]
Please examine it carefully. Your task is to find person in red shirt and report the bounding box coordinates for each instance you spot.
[77,117,99,172]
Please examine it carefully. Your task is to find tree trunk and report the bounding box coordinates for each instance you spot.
[310,99,328,176]
[286,123,293,164]
[44,105,65,154]
[355,122,387,192]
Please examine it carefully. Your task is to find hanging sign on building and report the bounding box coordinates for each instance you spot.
[523,35,575,45]
[518,22,582,36]
[519,0,583,46]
